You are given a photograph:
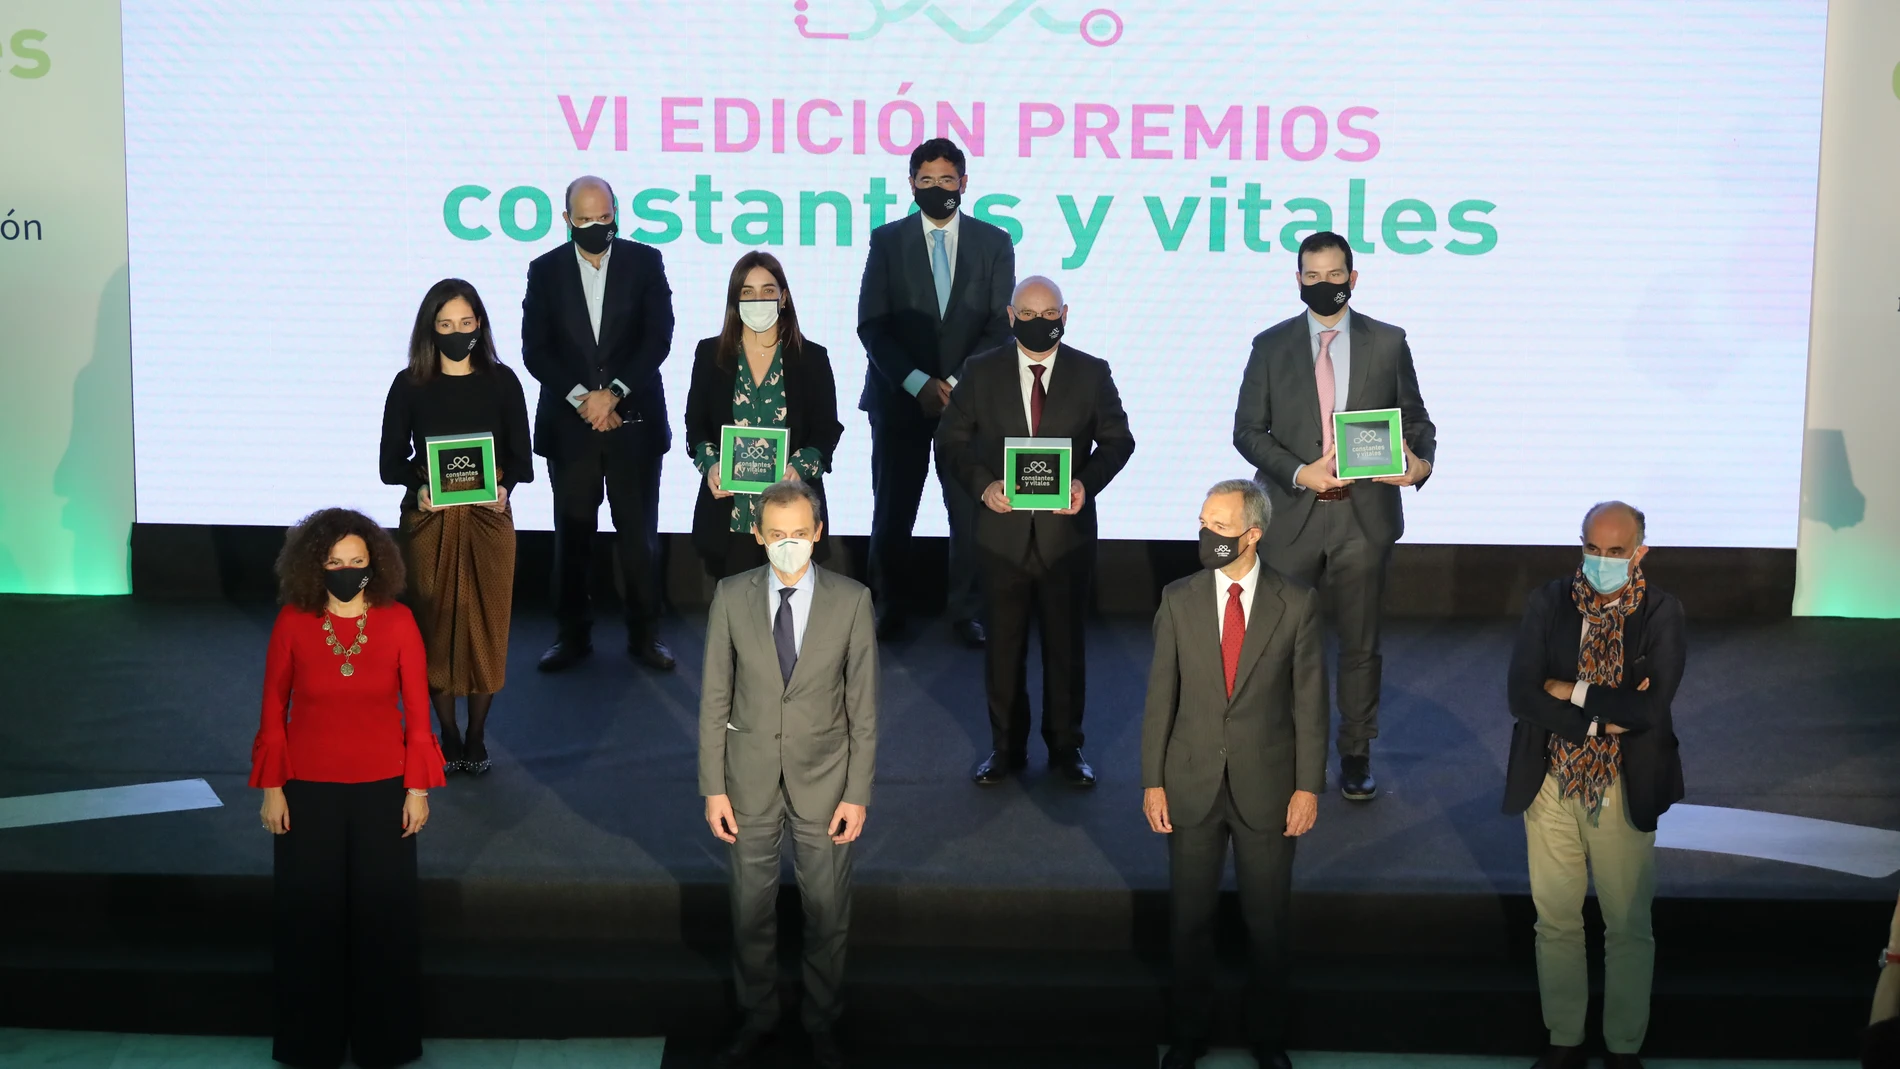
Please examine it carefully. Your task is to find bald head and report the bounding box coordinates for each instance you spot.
[1012,275,1063,307]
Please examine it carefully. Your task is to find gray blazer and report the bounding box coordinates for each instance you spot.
[698,565,879,819]
[1232,309,1437,549]
[1140,566,1329,830]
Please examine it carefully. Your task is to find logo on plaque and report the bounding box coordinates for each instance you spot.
[1345,424,1391,468]
[437,448,487,493]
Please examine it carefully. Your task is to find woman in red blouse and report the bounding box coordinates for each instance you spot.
[253,508,445,1069]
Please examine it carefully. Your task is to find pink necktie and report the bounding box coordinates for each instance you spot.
[1316,329,1339,454]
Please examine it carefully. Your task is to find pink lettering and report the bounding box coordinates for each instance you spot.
[660,97,704,152]
[614,96,627,152]
[936,102,985,157]
[1334,106,1380,162]
[1281,105,1327,162]
[560,95,606,150]
[1186,105,1242,161]
[1130,104,1173,159]
[714,97,761,152]
[798,99,843,154]
[1074,103,1121,159]
[1019,102,1064,157]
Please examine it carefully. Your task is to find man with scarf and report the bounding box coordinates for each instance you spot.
[1504,501,1686,1069]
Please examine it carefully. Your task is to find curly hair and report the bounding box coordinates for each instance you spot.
[275,507,406,613]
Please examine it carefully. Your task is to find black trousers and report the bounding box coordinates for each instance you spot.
[866,411,981,622]
[1168,775,1296,1046]
[549,443,663,642]
[273,778,420,1069]
[980,536,1088,756]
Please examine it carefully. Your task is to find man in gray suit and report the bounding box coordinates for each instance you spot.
[1142,478,1327,1069]
[1233,231,1437,800]
[699,480,878,1069]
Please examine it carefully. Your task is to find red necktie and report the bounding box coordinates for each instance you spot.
[1222,582,1245,698]
[1029,363,1046,434]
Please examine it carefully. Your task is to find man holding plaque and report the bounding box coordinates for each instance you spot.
[936,276,1135,786]
[1233,232,1436,801]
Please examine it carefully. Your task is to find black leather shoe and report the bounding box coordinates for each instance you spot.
[1250,1047,1292,1069]
[875,608,906,641]
[1530,1045,1587,1069]
[628,638,676,671]
[1159,1039,1206,1069]
[537,638,592,673]
[810,1030,846,1069]
[710,1025,773,1069]
[1050,748,1097,788]
[952,618,987,648]
[971,750,1024,785]
[1602,1054,1645,1069]
[1340,754,1377,800]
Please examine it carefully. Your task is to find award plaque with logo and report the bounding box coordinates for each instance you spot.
[1003,436,1073,511]
[720,424,791,495]
[424,432,499,506]
[1332,408,1406,480]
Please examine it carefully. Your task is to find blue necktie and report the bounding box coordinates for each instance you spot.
[929,227,951,317]
[774,587,797,685]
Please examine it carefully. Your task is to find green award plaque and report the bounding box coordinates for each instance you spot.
[720,424,791,495]
[424,432,498,506]
[1003,436,1073,511]
[1333,408,1406,480]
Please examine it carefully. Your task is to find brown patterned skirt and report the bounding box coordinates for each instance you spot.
[403,501,515,695]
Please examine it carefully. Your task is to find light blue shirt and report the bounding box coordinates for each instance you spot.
[767,561,816,655]
[901,211,963,397]
[1292,307,1351,490]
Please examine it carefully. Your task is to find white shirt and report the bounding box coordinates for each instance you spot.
[1214,556,1262,640]
[1016,344,1057,431]
[767,562,816,655]
[565,244,630,409]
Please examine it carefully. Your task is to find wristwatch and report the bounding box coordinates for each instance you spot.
[607,381,628,400]
[1881,948,1900,969]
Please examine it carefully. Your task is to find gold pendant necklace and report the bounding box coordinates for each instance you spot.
[323,611,368,676]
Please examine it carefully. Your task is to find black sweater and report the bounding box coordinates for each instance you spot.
[379,364,534,497]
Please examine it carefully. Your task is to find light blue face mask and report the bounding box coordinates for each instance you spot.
[1581,553,1630,594]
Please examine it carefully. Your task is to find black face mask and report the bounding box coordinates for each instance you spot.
[1198,527,1250,571]
[571,220,615,254]
[1013,315,1064,352]
[324,566,371,603]
[912,184,961,221]
[435,328,478,362]
[1300,279,1351,317]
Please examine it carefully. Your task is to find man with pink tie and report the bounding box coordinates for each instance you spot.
[1232,231,1437,802]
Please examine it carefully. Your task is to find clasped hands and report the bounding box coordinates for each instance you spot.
[577,388,624,432]
[707,463,802,500]
[983,479,1085,515]
[417,469,509,512]
[1543,676,1650,735]
[1143,786,1317,838]
[706,793,865,846]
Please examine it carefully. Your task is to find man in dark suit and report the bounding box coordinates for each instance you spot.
[1233,230,1437,800]
[935,276,1134,787]
[1505,501,1684,1069]
[857,137,1015,647]
[522,175,677,672]
[1141,479,1325,1069]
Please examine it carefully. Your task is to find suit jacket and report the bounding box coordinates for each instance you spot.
[1141,565,1329,830]
[682,336,845,564]
[855,211,1014,421]
[1232,309,1436,548]
[1503,576,1686,833]
[933,343,1135,565]
[521,237,676,458]
[698,565,879,820]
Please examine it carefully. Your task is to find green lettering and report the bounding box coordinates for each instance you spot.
[442,185,491,241]
[732,190,784,246]
[973,194,1023,246]
[1239,183,1273,253]
[1278,197,1333,252]
[862,177,898,230]
[1381,198,1436,254]
[1446,199,1498,255]
[690,175,724,243]
[629,188,682,243]
[9,30,50,79]
[1056,194,1111,269]
[498,186,552,242]
[798,190,852,246]
[1143,196,1201,252]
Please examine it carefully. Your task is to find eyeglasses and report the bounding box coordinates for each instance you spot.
[913,175,961,189]
[1014,309,1062,321]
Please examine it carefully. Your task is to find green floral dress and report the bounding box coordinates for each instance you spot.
[692,344,824,534]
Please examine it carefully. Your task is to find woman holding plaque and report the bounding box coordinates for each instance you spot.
[684,251,843,578]
[379,278,533,776]
[252,507,442,1068]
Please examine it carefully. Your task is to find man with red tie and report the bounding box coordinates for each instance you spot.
[1141,479,1328,1069]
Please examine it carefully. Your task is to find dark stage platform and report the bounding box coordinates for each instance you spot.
[0,595,1895,1061]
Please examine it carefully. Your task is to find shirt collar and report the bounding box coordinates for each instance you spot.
[575,242,612,272]
[1220,554,1261,594]
[773,562,816,595]
[1307,306,1349,337]
[921,208,960,239]
[1017,342,1058,371]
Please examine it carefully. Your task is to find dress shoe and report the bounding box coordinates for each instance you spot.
[971,750,1025,785]
[1340,754,1378,800]
[709,1025,773,1069]
[1530,1045,1587,1069]
[628,637,676,671]
[1603,1054,1645,1069]
[1050,748,1097,788]
[464,739,491,776]
[875,608,907,641]
[537,638,592,673]
[952,618,987,648]
[1159,1038,1206,1069]
[810,1030,846,1069]
[1251,1047,1293,1069]
[440,736,465,775]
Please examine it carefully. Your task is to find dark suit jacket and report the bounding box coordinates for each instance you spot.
[1233,309,1436,548]
[521,238,675,458]
[683,336,845,564]
[1503,576,1687,833]
[856,212,1014,421]
[1141,565,1329,830]
[933,343,1135,565]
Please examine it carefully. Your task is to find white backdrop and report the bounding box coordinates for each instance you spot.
[121,1,1826,547]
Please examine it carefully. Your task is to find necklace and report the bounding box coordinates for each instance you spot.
[322,610,368,676]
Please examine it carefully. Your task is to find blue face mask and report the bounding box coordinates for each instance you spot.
[1581,553,1631,595]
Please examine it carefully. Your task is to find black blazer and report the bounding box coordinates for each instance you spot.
[1503,576,1687,832]
[683,336,844,565]
[933,343,1135,565]
[1232,309,1436,548]
[855,212,1014,421]
[521,237,675,458]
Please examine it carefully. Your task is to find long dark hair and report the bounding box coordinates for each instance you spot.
[275,507,406,613]
[715,251,804,373]
[407,278,499,383]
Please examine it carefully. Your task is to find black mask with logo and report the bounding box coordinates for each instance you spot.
[435,328,479,362]
[1198,528,1249,571]
[1013,315,1063,352]
[571,220,615,255]
[913,184,960,221]
[324,566,371,603]
[1299,279,1351,317]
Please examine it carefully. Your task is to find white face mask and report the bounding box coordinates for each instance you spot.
[764,537,813,575]
[738,299,780,333]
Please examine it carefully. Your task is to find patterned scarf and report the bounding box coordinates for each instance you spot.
[1547,563,1646,825]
